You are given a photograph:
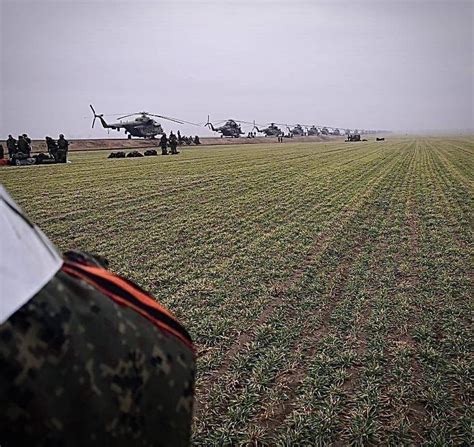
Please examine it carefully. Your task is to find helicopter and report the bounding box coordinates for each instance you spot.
[89,105,196,139]
[205,116,245,138]
[287,124,305,137]
[304,125,320,136]
[253,122,282,137]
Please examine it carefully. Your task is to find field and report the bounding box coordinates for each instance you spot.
[1,137,472,445]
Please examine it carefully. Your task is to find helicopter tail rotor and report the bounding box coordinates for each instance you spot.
[204,115,216,131]
[90,104,98,128]
[89,104,110,129]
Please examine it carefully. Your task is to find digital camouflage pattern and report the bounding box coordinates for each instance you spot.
[0,269,195,447]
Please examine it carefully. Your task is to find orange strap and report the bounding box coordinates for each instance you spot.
[62,261,193,351]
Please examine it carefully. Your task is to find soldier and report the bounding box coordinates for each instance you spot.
[169,132,179,155]
[6,135,17,159]
[45,136,58,161]
[0,144,4,159]
[0,186,196,446]
[22,133,32,156]
[177,130,183,145]
[160,133,168,155]
[57,134,69,163]
[194,135,201,145]
[17,135,30,158]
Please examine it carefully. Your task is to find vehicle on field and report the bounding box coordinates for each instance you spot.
[305,125,320,136]
[253,122,282,137]
[346,134,361,142]
[89,105,196,139]
[287,124,305,137]
[205,116,245,138]
[320,127,330,136]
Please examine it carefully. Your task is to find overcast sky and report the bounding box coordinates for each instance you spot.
[1,0,472,138]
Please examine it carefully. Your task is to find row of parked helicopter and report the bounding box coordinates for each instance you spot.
[90,105,383,140]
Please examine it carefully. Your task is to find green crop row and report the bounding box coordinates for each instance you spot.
[1,137,471,446]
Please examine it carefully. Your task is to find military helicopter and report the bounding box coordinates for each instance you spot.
[253,122,282,137]
[287,124,305,137]
[205,116,245,138]
[304,125,320,136]
[90,105,196,139]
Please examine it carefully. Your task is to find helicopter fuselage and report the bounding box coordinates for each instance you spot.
[255,124,281,136]
[208,123,243,138]
[97,116,163,138]
[217,127,244,137]
[306,127,320,136]
[288,125,305,136]
[121,122,163,138]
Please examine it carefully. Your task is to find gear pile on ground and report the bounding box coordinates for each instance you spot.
[144,149,158,156]
[108,151,126,158]
[126,151,144,158]
[32,153,57,165]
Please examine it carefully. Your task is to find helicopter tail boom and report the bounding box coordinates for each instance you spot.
[204,115,216,132]
[252,120,261,133]
[90,104,112,129]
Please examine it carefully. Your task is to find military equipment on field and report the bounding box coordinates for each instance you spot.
[376,137,385,141]
[32,153,56,165]
[144,149,158,156]
[108,151,126,158]
[305,126,320,136]
[253,122,282,137]
[205,116,245,138]
[126,151,144,157]
[346,134,361,142]
[320,127,329,136]
[287,124,305,137]
[90,105,197,139]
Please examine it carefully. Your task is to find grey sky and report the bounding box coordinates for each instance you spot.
[1,0,472,138]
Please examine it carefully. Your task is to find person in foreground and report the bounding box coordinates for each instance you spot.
[0,185,195,447]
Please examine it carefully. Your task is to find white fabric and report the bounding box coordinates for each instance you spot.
[0,185,63,324]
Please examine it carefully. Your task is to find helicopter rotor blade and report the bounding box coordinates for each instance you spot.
[90,104,97,128]
[204,114,217,127]
[148,114,199,126]
[117,112,141,120]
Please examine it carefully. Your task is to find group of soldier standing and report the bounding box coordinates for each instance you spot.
[5,134,32,162]
[159,131,201,155]
[45,135,69,163]
[3,134,69,165]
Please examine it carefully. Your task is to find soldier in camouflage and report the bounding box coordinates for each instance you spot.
[56,134,69,163]
[0,187,196,447]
